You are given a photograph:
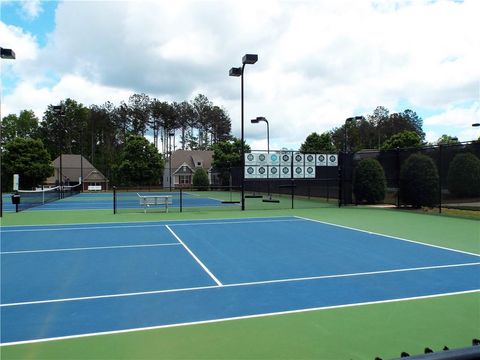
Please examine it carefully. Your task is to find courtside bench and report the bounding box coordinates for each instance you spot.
[137,193,173,213]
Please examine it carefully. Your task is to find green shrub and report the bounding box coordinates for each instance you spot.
[192,168,209,190]
[353,158,386,204]
[400,153,439,208]
[447,153,480,197]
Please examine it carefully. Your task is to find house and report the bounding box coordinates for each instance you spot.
[163,150,219,188]
[45,154,109,191]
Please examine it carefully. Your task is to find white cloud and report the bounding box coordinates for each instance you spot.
[424,102,480,143]
[21,0,43,20]
[2,75,132,120]
[2,0,480,149]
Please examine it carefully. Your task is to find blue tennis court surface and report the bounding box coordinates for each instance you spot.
[1,216,479,344]
[2,191,235,212]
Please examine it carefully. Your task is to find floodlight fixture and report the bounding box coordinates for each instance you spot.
[250,117,269,153]
[0,47,15,59]
[344,115,364,152]
[229,53,259,210]
[251,116,267,124]
[229,67,242,77]
[0,46,16,218]
[472,123,480,127]
[242,54,258,65]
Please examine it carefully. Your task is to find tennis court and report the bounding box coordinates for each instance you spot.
[3,190,243,213]
[2,215,479,346]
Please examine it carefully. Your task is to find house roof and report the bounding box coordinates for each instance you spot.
[169,150,214,171]
[46,154,108,183]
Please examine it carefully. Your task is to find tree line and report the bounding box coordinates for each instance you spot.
[299,106,462,154]
[1,93,233,189]
[2,95,468,191]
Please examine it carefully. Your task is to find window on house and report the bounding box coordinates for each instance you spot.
[179,175,191,185]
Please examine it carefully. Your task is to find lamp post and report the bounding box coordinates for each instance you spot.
[169,131,175,191]
[229,54,258,211]
[53,105,65,197]
[251,117,269,153]
[344,116,364,153]
[0,47,16,218]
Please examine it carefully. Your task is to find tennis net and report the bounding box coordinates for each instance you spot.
[63,184,82,198]
[17,186,61,211]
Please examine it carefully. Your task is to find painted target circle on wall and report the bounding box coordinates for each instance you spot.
[282,154,290,162]
[247,167,255,175]
[270,154,278,162]
[329,155,336,163]
[258,166,266,174]
[306,166,314,174]
[295,154,303,162]
[282,167,289,174]
[295,167,302,174]
[259,154,266,162]
[247,154,255,162]
[306,154,314,162]
[270,167,278,174]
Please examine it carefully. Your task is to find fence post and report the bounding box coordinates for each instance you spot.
[338,152,343,207]
[180,187,183,213]
[438,144,442,214]
[113,186,116,214]
[396,147,400,208]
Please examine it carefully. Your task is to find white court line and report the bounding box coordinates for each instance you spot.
[165,225,223,286]
[295,216,480,258]
[0,243,181,255]
[1,289,478,347]
[0,217,301,233]
[2,261,478,307]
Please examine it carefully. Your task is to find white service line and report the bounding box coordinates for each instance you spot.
[2,261,478,308]
[0,243,181,255]
[294,216,480,258]
[0,217,301,233]
[1,289,478,347]
[165,225,223,286]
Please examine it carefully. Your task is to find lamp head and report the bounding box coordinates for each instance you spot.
[346,115,364,123]
[52,105,65,115]
[0,47,15,59]
[242,54,258,65]
[251,117,267,124]
[229,67,242,77]
[472,123,480,127]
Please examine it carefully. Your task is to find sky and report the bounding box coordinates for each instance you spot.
[1,0,479,151]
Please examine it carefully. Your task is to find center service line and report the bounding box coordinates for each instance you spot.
[165,225,223,286]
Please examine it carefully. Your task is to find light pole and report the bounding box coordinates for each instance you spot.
[169,131,175,191]
[0,47,16,218]
[251,117,269,153]
[344,116,364,153]
[53,105,66,196]
[229,54,258,211]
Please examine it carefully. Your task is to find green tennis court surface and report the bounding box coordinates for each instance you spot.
[1,207,479,359]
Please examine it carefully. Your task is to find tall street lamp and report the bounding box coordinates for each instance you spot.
[53,105,66,196]
[251,117,269,153]
[344,116,364,153]
[0,47,16,218]
[168,131,175,191]
[229,53,258,211]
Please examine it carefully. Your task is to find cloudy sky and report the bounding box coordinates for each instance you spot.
[1,0,479,150]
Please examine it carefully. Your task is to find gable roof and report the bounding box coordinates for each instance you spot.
[169,150,214,170]
[46,154,108,183]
